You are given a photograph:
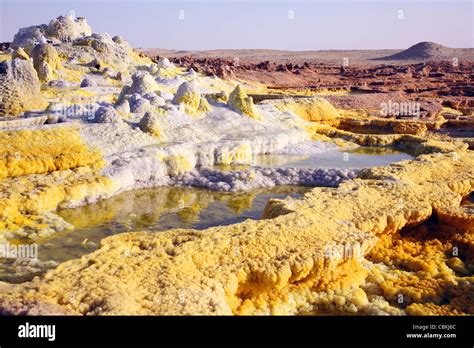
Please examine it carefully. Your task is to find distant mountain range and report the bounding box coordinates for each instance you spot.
[139,42,474,65]
[374,42,462,61]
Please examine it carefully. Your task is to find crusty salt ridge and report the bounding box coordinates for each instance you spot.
[1,150,472,315]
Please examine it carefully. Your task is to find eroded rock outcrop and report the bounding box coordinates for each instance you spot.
[167,54,474,99]
[156,56,174,70]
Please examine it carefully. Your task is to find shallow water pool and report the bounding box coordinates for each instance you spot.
[0,146,415,283]
[0,185,309,283]
[252,146,414,169]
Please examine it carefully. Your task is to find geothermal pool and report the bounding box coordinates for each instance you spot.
[252,146,414,169]
[0,146,415,283]
[0,186,310,283]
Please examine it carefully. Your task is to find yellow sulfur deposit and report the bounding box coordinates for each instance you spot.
[165,155,196,176]
[440,106,463,116]
[197,97,212,114]
[0,53,12,62]
[172,81,210,116]
[275,97,340,125]
[217,143,252,165]
[405,282,474,315]
[128,48,153,66]
[139,112,163,138]
[0,126,104,180]
[205,91,229,103]
[51,87,94,100]
[1,147,472,315]
[31,43,62,82]
[12,48,30,60]
[366,222,473,309]
[228,85,261,120]
[0,167,115,239]
[336,117,441,136]
[156,66,184,79]
[56,66,88,84]
[306,121,468,154]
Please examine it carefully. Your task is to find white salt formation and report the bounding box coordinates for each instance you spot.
[173,167,357,191]
[12,15,92,51]
[139,112,162,137]
[47,15,92,42]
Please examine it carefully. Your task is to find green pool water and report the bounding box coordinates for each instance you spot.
[0,185,310,283]
[0,146,416,283]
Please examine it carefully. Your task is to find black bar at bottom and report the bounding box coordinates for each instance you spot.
[0,315,472,346]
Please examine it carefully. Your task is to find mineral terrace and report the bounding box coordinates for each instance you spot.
[0,16,473,315]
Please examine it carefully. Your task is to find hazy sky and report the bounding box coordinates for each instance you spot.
[0,0,472,50]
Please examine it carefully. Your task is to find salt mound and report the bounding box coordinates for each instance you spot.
[129,71,161,95]
[94,106,122,123]
[114,99,130,115]
[11,15,146,75]
[228,85,260,120]
[172,81,205,115]
[156,56,174,70]
[130,97,151,113]
[47,15,92,42]
[11,26,48,52]
[0,59,48,116]
[172,81,211,115]
[115,72,164,113]
[377,41,456,60]
[139,112,162,137]
[173,81,200,105]
[12,15,92,52]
